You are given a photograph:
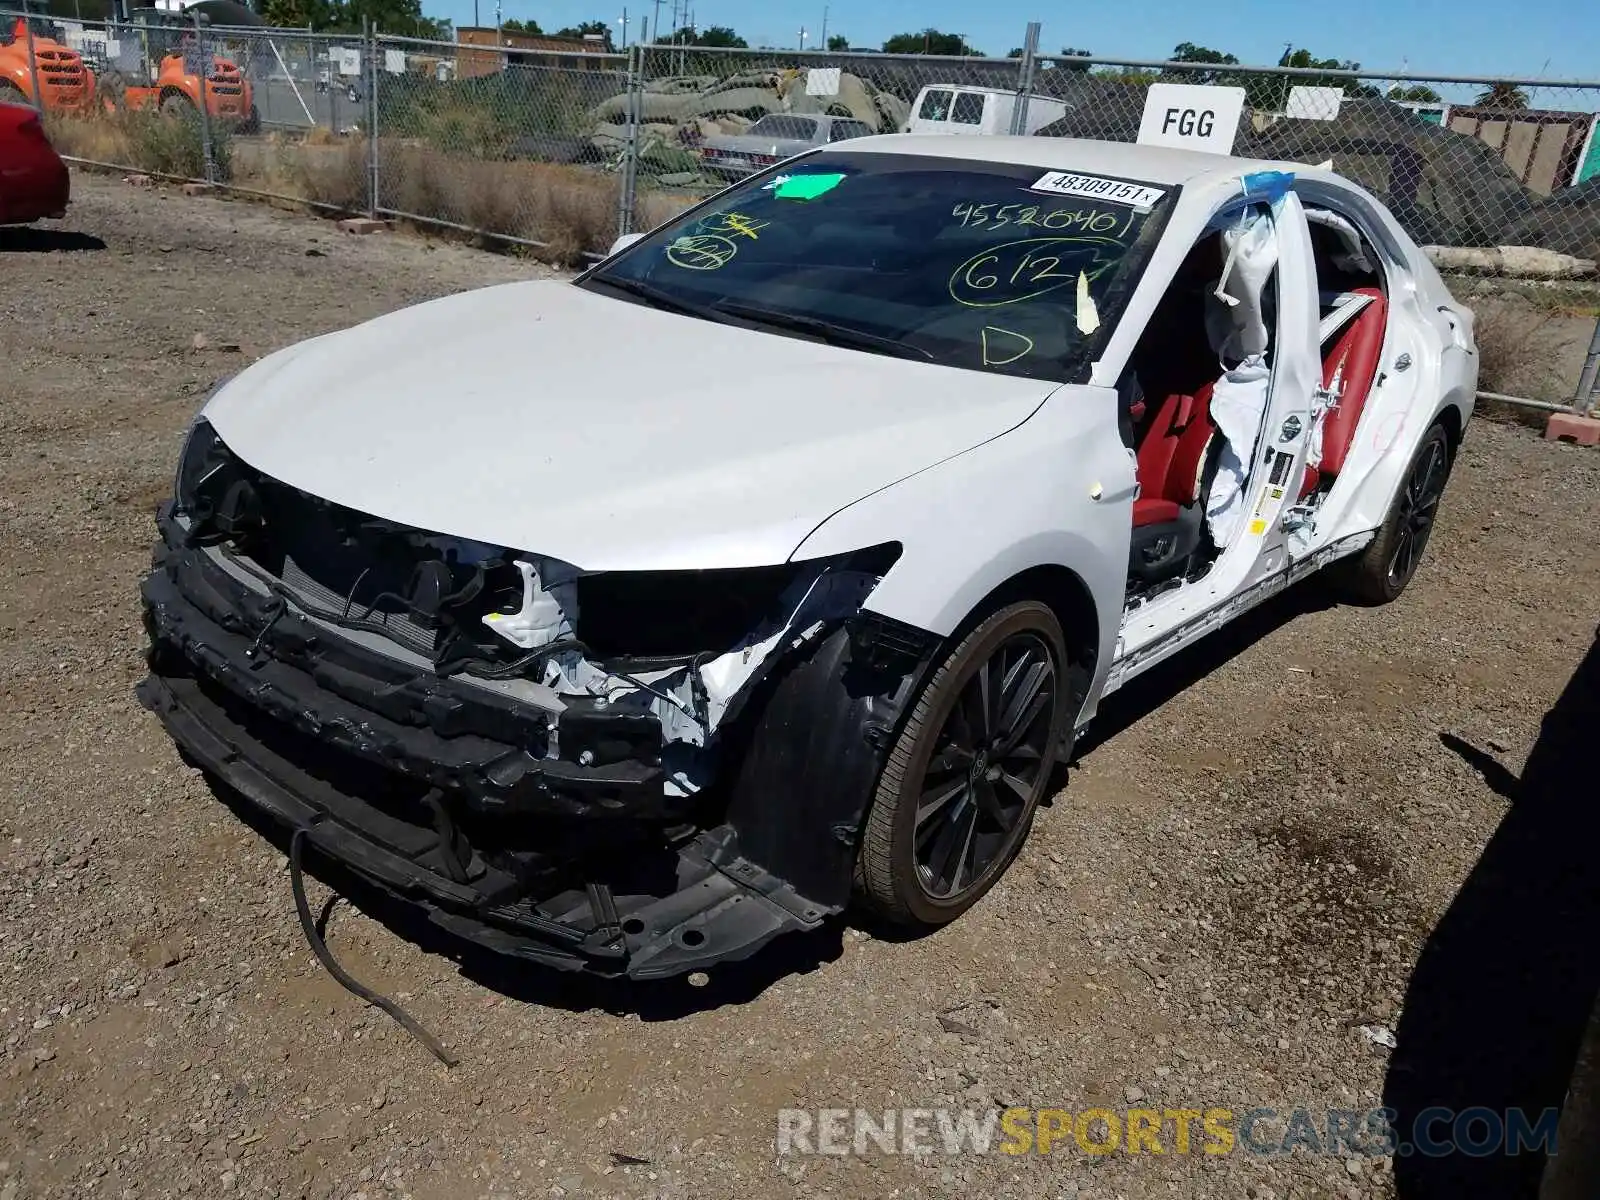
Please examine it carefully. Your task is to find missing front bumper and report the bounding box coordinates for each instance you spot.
[137,667,831,978]
[137,536,836,979]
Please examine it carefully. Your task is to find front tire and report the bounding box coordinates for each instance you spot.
[855,600,1067,926]
[1327,421,1454,605]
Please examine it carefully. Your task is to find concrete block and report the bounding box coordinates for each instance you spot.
[1544,413,1600,445]
[337,218,388,235]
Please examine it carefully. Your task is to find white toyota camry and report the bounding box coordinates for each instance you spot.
[138,135,1478,979]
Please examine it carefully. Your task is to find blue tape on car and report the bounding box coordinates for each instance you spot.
[1241,170,1295,203]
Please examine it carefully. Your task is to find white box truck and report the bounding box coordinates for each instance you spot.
[903,85,1071,136]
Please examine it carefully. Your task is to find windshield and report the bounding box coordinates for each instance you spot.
[584,151,1174,382]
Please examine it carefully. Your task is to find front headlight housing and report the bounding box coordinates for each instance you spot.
[173,417,230,517]
[572,542,902,663]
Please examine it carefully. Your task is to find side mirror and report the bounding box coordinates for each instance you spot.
[608,232,646,258]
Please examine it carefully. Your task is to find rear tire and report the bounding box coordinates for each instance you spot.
[160,92,194,118]
[1327,421,1454,605]
[855,600,1067,927]
[0,80,26,102]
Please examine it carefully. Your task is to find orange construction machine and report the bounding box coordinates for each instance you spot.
[0,17,97,112]
[97,8,254,127]
[1,13,254,129]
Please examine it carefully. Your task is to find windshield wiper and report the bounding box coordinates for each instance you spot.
[586,274,722,321]
[712,301,934,362]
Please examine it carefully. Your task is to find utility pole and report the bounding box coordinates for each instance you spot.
[818,4,828,49]
[616,6,629,49]
[797,25,806,50]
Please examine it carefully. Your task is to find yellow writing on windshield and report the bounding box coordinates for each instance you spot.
[948,236,1121,308]
[667,234,738,271]
[981,326,1035,366]
[952,202,1130,236]
[704,211,770,240]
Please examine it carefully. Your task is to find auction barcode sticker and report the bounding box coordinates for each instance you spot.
[1029,171,1166,211]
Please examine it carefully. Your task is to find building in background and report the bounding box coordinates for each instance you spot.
[454,26,612,77]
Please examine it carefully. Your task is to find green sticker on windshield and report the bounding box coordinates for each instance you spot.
[770,172,845,201]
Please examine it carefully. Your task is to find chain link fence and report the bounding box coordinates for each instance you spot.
[5,8,1596,406]
[368,31,634,256]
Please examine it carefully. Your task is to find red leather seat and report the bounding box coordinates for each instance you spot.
[1317,288,1387,478]
[1133,385,1217,527]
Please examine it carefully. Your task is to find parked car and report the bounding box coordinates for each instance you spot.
[137,136,1477,980]
[904,84,1070,136]
[0,98,69,225]
[698,112,875,179]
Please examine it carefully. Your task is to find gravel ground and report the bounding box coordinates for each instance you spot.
[2,173,1598,1200]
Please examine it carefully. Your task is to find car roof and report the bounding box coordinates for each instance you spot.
[830,134,1305,188]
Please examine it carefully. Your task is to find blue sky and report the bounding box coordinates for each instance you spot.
[441,0,1594,81]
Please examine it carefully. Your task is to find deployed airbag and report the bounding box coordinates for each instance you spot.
[1203,205,1280,546]
[1206,358,1272,545]
[1304,206,1376,277]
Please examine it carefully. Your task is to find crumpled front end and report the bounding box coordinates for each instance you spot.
[137,420,935,978]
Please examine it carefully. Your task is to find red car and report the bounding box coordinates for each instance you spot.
[0,99,69,225]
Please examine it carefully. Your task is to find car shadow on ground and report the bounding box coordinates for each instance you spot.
[0,227,106,252]
[1385,623,1600,1199]
[202,579,1343,1024]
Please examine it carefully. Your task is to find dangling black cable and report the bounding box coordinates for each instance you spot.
[245,596,287,666]
[288,827,458,1068]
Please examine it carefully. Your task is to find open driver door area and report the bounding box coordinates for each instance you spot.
[1120,191,1306,603]
[1107,180,1323,687]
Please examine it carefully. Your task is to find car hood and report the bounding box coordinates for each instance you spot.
[202,279,1058,571]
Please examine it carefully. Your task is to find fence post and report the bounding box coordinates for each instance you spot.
[1009,21,1040,136]
[364,19,378,218]
[20,0,44,117]
[193,10,216,184]
[1575,314,1600,416]
[615,44,641,239]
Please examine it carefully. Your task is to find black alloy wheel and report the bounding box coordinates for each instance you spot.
[1387,430,1449,590]
[913,630,1057,899]
[855,600,1069,926]
[1327,421,1456,605]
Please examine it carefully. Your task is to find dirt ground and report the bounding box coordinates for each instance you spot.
[3,173,1599,1200]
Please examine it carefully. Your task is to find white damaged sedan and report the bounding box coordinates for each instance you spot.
[138,136,1477,978]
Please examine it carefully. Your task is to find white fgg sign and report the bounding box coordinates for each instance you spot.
[1136,83,1248,155]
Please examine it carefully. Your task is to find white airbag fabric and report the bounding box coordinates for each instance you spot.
[1206,358,1271,546]
[1303,207,1376,277]
[1204,206,1280,547]
[1205,207,1278,362]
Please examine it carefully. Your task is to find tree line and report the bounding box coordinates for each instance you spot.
[36,0,1531,109]
[517,22,1532,107]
